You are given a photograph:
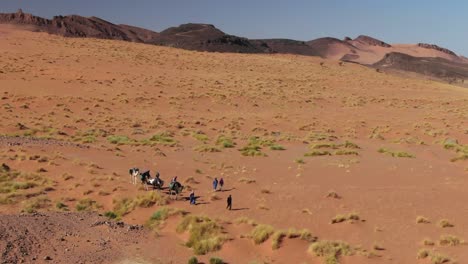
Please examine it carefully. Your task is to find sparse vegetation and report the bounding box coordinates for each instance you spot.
[331,213,360,224]
[438,219,454,228]
[176,215,226,255]
[238,177,256,184]
[209,257,224,264]
[271,230,286,249]
[146,207,186,230]
[309,240,353,264]
[113,192,168,218]
[22,196,51,213]
[250,224,275,244]
[188,256,198,264]
[304,150,331,157]
[234,217,257,226]
[194,145,221,153]
[216,135,235,148]
[439,235,463,246]
[378,148,415,158]
[75,198,100,211]
[416,216,430,224]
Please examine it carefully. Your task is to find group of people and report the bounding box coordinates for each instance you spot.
[130,167,233,210]
[188,176,232,210]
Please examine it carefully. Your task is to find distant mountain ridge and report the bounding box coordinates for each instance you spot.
[1,9,468,84]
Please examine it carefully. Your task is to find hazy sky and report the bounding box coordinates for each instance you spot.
[1,0,467,55]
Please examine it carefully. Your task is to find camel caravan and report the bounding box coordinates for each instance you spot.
[129,168,184,200]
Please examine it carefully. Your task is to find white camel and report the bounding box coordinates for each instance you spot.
[129,168,140,185]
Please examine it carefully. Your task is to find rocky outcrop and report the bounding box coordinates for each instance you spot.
[353,35,391,47]
[417,43,457,56]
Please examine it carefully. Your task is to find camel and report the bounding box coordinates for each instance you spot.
[129,168,139,185]
[168,181,184,200]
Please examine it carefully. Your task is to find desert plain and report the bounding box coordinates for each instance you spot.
[0,25,467,264]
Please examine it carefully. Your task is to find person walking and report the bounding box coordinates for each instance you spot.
[189,190,196,205]
[213,177,218,191]
[219,178,224,191]
[226,195,232,210]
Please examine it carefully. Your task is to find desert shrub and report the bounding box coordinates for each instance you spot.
[177,215,226,255]
[334,150,358,156]
[192,132,209,142]
[234,217,257,226]
[114,192,168,218]
[331,213,360,224]
[417,249,430,259]
[239,136,275,156]
[326,191,340,199]
[209,257,224,264]
[343,141,360,149]
[331,214,347,224]
[417,249,452,263]
[308,240,353,264]
[439,235,463,246]
[104,211,118,219]
[250,224,275,244]
[416,216,430,224]
[55,201,68,210]
[238,177,256,184]
[147,207,186,230]
[310,143,339,149]
[287,228,317,242]
[216,135,235,148]
[304,150,331,157]
[438,219,454,228]
[194,145,221,153]
[271,230,286,249]
[430,253,451,264]
[22,196,51,213]
[135,191,168,207]
[187,256,198,264]
[107,135,131,145]
[422,239,435,246]
[378,148,415,158]
[148,132,177,145]
[270,144,285,151]
[75,198,100,211]
[295,158,305,164]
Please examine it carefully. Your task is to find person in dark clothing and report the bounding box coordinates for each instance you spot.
[189,190,196,205]
[213,177,218,191]
[226,195,232,210]
[219,178,224,191]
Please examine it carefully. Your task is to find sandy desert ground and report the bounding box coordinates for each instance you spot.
[0,25,467,264]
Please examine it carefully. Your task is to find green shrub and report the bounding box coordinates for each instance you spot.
[216,135,235,148]
[188,256,198,264]
[76,198,100,211]
[107,135,131,145]
[146,207,186,230]
[209,257,224,264]
[334,150,358,156]
[270,144,285,151]
[378,148,415,158]
[104,211,118,219]
[177,215,226,255]
[55,201,68,210]
[194,145,221,153]
[148,132,177,145]
[304,150,331,157]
